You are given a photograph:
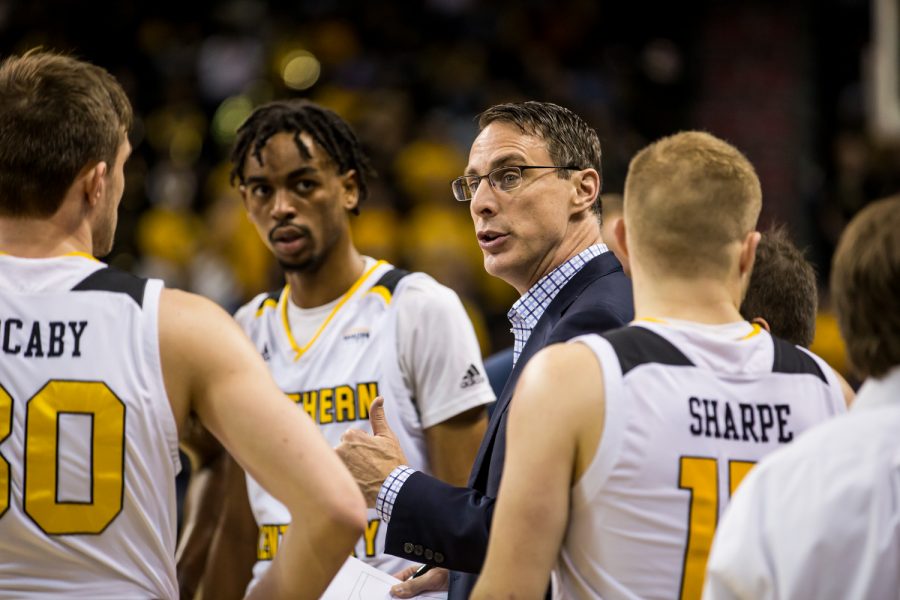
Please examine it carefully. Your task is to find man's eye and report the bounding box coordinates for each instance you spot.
[499,170,521,187]
[295,180,316,193]
[251,185,272,198]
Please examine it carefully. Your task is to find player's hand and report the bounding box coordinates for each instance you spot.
[390,566,450,597]
[337,397,407,506]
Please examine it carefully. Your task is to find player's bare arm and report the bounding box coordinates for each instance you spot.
[472,342,605,599]
[159,288,366,599]
[176,422,230,598]
[425,406,488,486]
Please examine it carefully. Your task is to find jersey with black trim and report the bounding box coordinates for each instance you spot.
[553,319,846,600]
[0,254,179,599]
[235,258,493,587]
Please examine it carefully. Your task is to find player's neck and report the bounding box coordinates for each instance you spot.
[284,241,366,309]
[633,274,744,325]
[0,209,93,258]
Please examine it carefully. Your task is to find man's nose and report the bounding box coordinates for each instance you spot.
[271,189,296,219]
[470,179,499,218]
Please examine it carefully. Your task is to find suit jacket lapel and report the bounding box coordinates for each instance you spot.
[467,253,621,488]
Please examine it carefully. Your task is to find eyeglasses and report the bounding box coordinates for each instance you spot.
[451,165,581,202]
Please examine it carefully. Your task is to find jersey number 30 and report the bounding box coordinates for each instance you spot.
[678,456,755,600]
[0,380,125,535]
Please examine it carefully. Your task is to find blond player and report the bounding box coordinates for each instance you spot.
[0,51,365,599]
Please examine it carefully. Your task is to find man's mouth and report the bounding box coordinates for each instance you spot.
[477,230,509,250]
[269,225,310,252]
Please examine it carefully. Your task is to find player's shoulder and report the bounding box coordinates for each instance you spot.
[233,289,282,325]
[71,263,150,308]
[387,269,464,311]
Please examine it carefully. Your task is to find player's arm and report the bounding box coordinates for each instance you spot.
[197,455,258,600]
[177,446,256,600]
[471,342,605,599]
[396,280,493,485]
[175,417,228,599]
[425,407,487,485]
[160,289,366,599]
[176,420,231,599]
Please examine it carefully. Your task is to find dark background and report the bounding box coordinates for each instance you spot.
[3,0,897,369]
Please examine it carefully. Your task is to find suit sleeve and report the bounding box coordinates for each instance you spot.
[384,471,494,573]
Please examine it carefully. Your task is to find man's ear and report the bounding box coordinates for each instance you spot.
[751,316,771,332]
[341,169,360,212]
[572,168,600,214]
[738,230,761,288]
[614,218,630,267]
[84,161,108,209]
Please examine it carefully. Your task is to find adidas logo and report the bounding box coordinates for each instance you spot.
[261,343,270,361]
[460,364,485,389]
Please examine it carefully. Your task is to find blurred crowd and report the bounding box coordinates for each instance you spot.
[1,0,896,373]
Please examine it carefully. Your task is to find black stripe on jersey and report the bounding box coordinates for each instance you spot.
[71,267,147,308]
[373,268,411,294]
[771,335,827,383]
[602,326,694,376]
[256,289,282,312]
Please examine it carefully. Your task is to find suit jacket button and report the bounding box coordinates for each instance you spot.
[404,543,414,554]
[424,549,433,560]
[414,545,424,556]
[434,552,444,564]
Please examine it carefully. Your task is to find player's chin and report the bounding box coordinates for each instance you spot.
[277,252,320,273]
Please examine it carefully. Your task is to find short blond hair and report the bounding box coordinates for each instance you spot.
[831,196,900,379]
[623,131,762,277]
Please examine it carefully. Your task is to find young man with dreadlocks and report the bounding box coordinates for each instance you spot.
[178,99,494,597]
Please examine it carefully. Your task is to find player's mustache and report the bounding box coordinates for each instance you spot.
[268,223,311,244]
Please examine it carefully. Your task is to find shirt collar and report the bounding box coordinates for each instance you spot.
[851,365,900,412]
[508,243,608,328]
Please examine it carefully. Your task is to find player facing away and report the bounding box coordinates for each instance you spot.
[0,51,365,599]
[704,195,900,600]
[471,131,851,600]
[178,99,495,597]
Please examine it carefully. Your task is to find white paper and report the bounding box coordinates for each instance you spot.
[320,556,446,599]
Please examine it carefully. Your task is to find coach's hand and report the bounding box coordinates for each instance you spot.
[337,397,407,506]
[390,565,450,597]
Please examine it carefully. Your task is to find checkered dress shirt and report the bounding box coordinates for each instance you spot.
[375,243,608,524]
[508,243,608,365]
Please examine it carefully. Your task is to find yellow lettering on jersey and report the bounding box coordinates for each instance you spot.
[728,460,755,496]
[301,391,317,421]
[363,518,381,558]
[677,457,757,600]
[678,456,717,600]
[287,383,380,424]
[319,388,334,424]
[257,523,289,561]
[0,385,11,518]
[357,382,378,420]
[25,380,125,534]
[334,385,355,422]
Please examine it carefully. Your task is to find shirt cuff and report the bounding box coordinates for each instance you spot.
[376,465,415,524]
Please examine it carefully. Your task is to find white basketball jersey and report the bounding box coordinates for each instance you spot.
[0,254,180,599]
[554,320,846,600]
[238,260,437,587]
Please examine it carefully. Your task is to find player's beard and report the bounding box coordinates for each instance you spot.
[270,223,324,273]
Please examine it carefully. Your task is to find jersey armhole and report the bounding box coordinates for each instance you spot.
[568,334,627,503]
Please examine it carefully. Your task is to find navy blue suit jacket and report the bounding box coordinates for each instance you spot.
[383,252,633,598]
